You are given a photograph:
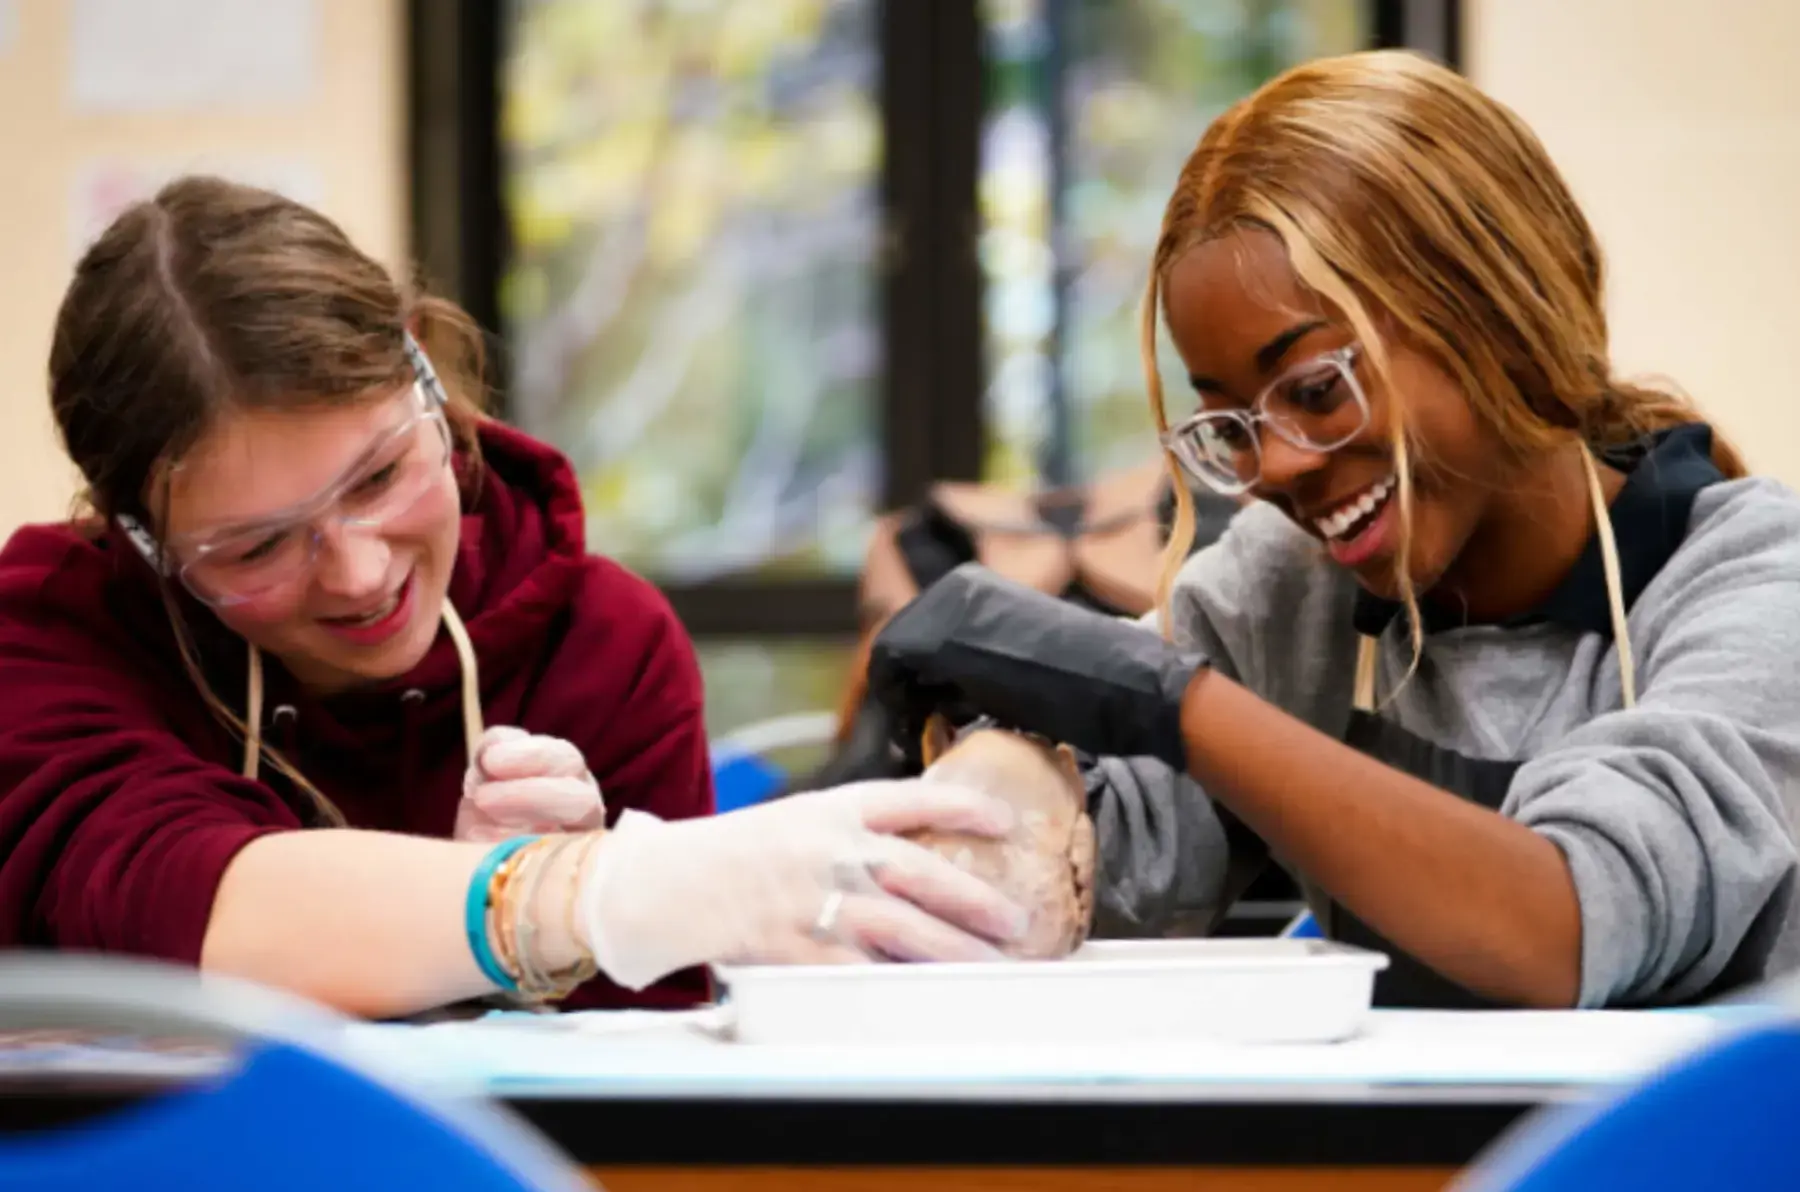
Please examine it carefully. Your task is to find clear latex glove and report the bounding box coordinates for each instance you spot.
[454,726,606,843]
[575,779,1033,991]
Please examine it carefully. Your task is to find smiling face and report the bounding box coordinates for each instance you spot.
[158,386,462,694]
[1162,227,1516,601]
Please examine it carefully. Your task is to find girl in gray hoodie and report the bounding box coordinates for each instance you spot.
[867,50,1800,1010]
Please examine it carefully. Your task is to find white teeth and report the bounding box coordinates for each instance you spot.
[1313,474,1397,541]
[341,593,398,627]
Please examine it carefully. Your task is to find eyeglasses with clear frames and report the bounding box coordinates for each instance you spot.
[1159,343,1370,496]
[118,333,455,608]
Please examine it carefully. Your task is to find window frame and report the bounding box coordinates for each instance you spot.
[408,0,1460,638]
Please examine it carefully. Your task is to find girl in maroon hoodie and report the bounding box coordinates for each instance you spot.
[0,178,1026,1018]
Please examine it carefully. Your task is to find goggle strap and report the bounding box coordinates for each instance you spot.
[402,330,450,411]
[116,513,172,576]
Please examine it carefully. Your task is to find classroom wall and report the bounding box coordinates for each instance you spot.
[0,0,405,532]
[0,1,1794,538]
[1465,0,1800,481]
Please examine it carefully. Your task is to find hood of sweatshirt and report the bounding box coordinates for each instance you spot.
[5,419,625,829]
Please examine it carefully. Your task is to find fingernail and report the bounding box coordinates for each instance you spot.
[998,903,1031,941]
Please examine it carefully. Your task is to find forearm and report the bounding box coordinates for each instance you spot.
[1179,670,1581,1007]
[199,829,588,1020]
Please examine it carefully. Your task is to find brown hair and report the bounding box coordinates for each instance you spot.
[48,174,491,822]
[1141,49,1744,664]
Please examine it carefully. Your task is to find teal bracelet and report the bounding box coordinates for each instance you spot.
[465,835,540,993]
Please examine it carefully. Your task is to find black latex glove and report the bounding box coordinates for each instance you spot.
[866,562,1207,770]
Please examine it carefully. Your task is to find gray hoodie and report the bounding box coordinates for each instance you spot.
[1086,427,1800,1007]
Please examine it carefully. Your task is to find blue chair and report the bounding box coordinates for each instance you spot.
[709,711,839,813]
[1459,1014,1800,1190]
[0,954,590,1191]
[1280,909,1323,939]
[710,749,787,813]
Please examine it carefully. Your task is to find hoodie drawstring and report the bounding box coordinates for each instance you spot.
[1352,447,1636,713]
[240,600,485,782]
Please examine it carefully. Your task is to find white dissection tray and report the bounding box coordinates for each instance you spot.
[713,939,1390,1047]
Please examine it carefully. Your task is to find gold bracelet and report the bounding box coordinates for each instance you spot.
[484,840,534,987]
[510,833,566,997]
[511,833,601,1002]
[481,829,608,1005]
[555,830,605,992]
[489,836,554,989]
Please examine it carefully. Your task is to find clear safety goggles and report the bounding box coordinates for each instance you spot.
[1159,344,1370,496]
[119,333,453,608]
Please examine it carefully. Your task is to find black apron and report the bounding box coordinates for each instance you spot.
[1323,710,1524,1008]
[1318,425,1729,1007]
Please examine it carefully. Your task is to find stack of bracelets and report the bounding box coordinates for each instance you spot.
[464,832,603,1002]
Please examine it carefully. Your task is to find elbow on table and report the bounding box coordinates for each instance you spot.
[1511,962,1581,1010]
[198,938,446,1021]
[199,889,457,1022]
[1505,913,1583,1010]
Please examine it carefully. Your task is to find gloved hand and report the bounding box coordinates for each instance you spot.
[574,778,1032,990]
[866,562,1206,770]
[455,726,605,843]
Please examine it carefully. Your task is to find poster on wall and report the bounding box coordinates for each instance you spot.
[69,156,325,260]
[68,0,316,111]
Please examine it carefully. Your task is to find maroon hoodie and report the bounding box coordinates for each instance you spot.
[0,420,713,1011]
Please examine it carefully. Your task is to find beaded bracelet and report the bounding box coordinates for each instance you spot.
[509,834,598,1001]
[562,832,605,967]
[464,835,540,993]
[479,831,607,1004]
[509,834,566,994]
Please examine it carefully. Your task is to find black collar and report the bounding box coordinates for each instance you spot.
[1351,423,1725,640]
